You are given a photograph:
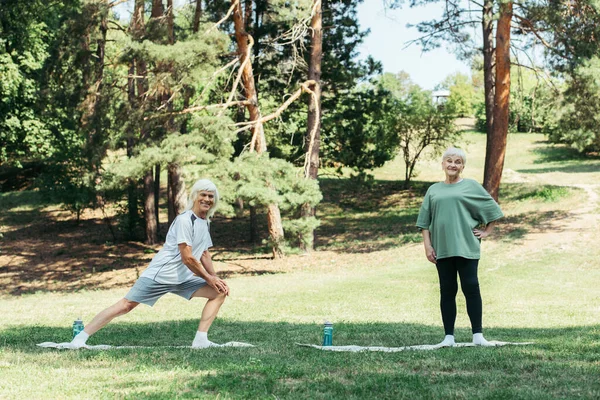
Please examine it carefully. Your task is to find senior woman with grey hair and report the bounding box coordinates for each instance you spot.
[69,179,229,349]
[416,147,503,347]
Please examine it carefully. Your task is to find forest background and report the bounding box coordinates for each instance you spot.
[2,0,600,259]
[2,1,600,398]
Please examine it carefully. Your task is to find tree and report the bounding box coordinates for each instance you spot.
[523,0,600,153]
[394,86,460,184]
[437,72,476,117]
[231,0,286,258]
[484,1,512,201]
[407,0,527,200]
[324,85,399,178]
[300,0,323,252]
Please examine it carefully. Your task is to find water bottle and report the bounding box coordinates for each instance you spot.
[72,317,84,339]
[322,320,333,346]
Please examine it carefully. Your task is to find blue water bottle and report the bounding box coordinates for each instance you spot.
[72,317,84,339]
[323,320,333,346]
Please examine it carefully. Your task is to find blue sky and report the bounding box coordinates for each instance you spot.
[356,0,472,89]
[114,0,472,90]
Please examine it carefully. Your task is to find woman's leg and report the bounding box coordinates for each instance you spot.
[456,258,482,334]
[436,257,459,336]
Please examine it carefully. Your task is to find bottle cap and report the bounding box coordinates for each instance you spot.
[324,320,332,326]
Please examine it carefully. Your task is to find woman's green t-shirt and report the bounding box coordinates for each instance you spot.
[416,179,503,260]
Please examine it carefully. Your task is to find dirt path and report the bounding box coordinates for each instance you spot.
[520,183,599,250]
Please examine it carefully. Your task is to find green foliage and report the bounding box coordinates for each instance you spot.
[473,66,560,134]
[376,74,460,183]
[546,57,600,152]
[323,85,400,177]
[0,0,81,166]
[437,72,475,117]
[210,153,323,249]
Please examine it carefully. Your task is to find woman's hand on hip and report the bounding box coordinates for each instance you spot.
[473,228,489,239]
[425,246,437,264]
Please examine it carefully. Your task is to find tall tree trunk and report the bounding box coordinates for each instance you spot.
[132,0,158,243]
[193,0,202,32]
[151,0,164,18]
[482,0,495,138]
[166,0,174,45]
[144,170,158,244]
[154,163,160,230]
[80,3,107,173]
[484,1,512,201]
[168,163,187,224]
[232,0,284,258]
[163,0,184,224]
[300,0,322,252]
[127,62,138,239]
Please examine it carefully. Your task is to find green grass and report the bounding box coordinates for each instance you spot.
[2,132,600,398]
[1,241,600,398]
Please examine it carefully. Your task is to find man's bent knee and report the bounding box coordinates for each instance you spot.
[119,299,139,314]
[213,292,227,303]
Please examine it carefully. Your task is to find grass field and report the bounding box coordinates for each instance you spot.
[1,132,600,399]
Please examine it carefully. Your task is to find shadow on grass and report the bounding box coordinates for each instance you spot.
[2,320,599,399]
[517,162,600,174]
[531,141,600,164]
[314,179,430,253]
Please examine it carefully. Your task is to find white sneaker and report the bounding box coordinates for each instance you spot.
[473,333,495,347]
[436,335,456,348]
[191,340,217,349]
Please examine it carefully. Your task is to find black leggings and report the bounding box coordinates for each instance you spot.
[436,257,482,335]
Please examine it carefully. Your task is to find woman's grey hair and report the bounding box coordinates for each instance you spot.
[185,179,219,221]
[442,147,467,165]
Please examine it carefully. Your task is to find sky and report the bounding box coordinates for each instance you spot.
[114,0,472,90]
[356,0,473,90]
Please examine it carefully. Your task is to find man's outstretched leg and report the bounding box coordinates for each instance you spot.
[190,286,227,348]
[71,298,139,348]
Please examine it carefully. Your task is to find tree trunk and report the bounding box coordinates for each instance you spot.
[144,169,158,244]
[167,0,174,45]
[80,3,107,173]
[154,163,160,230]
[127,62,138,239]
[151,0,164,18]
[132,0,158,243]
[300,0,323,252]
[482,0,495,140]
[232,0,284,258]
[484,1,512,201]
[168,163,187,225]
[193,0,202,33]
[249,205,259,244]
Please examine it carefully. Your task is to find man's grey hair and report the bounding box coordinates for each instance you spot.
[442,147,467,165]
[185,179,219,221]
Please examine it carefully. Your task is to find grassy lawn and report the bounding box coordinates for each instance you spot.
[1,133,600,398]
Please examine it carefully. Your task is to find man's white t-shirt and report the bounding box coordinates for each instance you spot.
[140,210,213,284]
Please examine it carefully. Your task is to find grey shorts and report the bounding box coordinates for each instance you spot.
[125,277,207,306]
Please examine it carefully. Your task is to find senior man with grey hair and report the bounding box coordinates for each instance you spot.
[70,179,229,349]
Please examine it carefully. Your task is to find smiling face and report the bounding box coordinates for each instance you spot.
[193,190,215,218]
[442,155,465,180]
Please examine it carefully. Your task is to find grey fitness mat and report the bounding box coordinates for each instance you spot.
[37,341,254,350]
[296,341,534,353]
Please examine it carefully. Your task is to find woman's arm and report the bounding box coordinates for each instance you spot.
[422,229,437,264]
[473,221,496,239]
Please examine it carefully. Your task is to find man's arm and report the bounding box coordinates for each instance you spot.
[179,243,229,294]
[200,250,217,276]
